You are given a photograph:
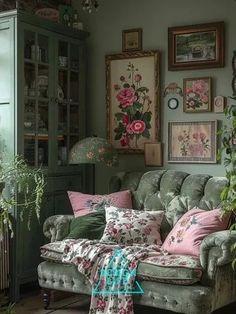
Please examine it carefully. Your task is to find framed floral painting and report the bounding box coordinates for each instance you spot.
[183,77,211,113]
[168,120,217,163]
[106,51,160,153]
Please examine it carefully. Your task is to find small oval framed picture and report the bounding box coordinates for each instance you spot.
[213,95,226,113]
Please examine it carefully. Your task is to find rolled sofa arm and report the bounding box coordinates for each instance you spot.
[200,230,236,271]
[43,215,74,242]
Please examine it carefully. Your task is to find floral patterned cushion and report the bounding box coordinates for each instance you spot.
[40,240,67,263]
[137,254,203,285]
[68,190,132,218]
[162,207,230,256]
[100,206,164,245]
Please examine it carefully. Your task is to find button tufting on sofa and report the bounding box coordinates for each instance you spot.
[38,170,236,314]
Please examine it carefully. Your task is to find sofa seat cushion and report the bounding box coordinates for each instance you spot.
[40,241,66,263]
[137,254,203,285]
[41,241,202,285]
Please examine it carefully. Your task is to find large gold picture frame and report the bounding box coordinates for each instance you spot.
[106,51,161,153]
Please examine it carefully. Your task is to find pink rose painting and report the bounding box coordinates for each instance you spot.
[113,62,152,149]
[168,121,217,163]
[183,77,211,112]
[106,52,160,152]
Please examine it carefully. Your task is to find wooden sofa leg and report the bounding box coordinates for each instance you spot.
[42,289,51,309]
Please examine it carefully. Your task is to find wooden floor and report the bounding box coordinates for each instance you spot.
[1,290,236,314]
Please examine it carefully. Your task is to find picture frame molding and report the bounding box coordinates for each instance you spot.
[105,50,160,154]
[168,120,217,163]
[122,28,143,52]
[168,21,225,71]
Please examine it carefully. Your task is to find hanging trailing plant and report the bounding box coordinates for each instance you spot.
[218,97,236,226]
[0,155,45,240]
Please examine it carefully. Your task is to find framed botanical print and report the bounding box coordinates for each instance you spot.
[183,77,211,113]
[168,120,217,163]
[106,51,160,153]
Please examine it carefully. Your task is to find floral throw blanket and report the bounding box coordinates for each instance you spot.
[62,239,163,314]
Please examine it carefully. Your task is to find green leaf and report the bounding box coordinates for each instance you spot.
[123,83,130,88]
[136,87,149,93]
[141,129,150,139]
[115,133,122,140]
[114,112,124,121]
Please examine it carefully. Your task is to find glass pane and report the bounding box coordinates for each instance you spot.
[38,65,49,99]
[70,105,79,133]
[24,139,35,166]
[58,70,67,101]
[38,140,48,166]
[70,72,79,103]
[38,34,49,63]
[58,41,68,68]
[58,137,67,166]
[58,104,67,134]
[69,135,79,150]
[38,102,48,135]
[25,62,36,97]
[24,30,35,60]
[70,44,79,71]
[24,100,36,133]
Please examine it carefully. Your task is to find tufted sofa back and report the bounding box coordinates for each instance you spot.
[109,170,227,240]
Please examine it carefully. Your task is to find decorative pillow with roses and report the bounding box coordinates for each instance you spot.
[100,206,164,246]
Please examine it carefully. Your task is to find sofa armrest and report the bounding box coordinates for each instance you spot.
[43,215,74,242]
[200,230,236,277]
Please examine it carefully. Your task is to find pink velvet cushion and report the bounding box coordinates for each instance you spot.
[67,190,132,217]
[161,208,230,256]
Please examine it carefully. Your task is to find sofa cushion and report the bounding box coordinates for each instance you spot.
[138,254,202,285]
[40,241,202,285]
[68,190,132,217]
[66,210,106,240]
[40,241,66,263]
[100,206,164,245]
[162,207,230,256]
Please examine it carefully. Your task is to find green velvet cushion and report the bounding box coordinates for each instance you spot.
[66,210,106,240]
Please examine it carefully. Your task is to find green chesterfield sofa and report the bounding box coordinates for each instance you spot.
[38,170,236,314]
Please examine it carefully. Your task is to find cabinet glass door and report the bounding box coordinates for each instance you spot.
[24,31,49,166]
[57,40,80,166]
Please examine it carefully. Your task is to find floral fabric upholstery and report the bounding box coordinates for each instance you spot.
[40,241,202,286]
[100,206,164,245]
[138,254,202,285]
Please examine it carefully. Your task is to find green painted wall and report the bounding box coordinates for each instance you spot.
[73,0,236,193]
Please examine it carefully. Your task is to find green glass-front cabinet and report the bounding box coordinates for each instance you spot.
[0,9,89,301]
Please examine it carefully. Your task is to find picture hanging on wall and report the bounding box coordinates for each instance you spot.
[168,21,225,71]
[122,28,143,52]
[168,120,217,163]
[183,77,211,113]
[106,51,160,153]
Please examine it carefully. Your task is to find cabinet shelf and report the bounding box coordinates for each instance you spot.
[24,133,64,141]
[24,58,49,66]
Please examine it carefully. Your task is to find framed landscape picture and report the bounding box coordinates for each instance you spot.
[168,21,224,70]
[183,77,211,113]
[106,51,160,153]
[122,28,143,52]
[168,120,217,163]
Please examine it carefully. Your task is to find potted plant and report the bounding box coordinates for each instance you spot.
[0,155,45,240]
[218,97,236,267]
[0,155,45,313]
